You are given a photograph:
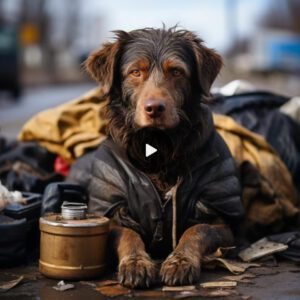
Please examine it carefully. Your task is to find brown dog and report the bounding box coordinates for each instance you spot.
[70,27,243,288]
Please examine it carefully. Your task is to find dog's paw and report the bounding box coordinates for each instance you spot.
[118,253,158,288]
[160,251,201,286]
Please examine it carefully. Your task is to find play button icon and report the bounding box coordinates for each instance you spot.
[127,127,173,173]
[145,144,157,157]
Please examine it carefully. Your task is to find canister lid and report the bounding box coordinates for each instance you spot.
[40,214,110,228]
[61,202,87,220]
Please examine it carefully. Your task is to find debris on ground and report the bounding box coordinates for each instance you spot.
[202,247,260,274]
[82,248,292,299]
[2,261,297,299]
[132,289,167,297]
[0,181,25,210]
[96,282,241,299]
[172,289,239,298]
[53,280,75,291]
[162,285,196,292]
[97,279,119,287]
[222,273,256,283]
[2,265,281,300]
[96,277,242,298]
[239,238,288,262]
[200,281,237,288]
[79,281,97,288]
[0,275,24,292]
[241,296,252,300]
[96,283,131,297]
[203,256,260,274]
[198,289,239,298]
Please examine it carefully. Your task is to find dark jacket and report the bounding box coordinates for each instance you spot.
[210,91,300,193]
[68,106,244,257]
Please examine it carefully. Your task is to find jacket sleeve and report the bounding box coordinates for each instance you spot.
[67,149,127,217]
[67,145,147,235]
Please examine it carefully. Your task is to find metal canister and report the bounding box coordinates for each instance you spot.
[39,202,110,280]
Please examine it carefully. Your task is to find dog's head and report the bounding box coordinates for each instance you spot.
[86,27,222,130]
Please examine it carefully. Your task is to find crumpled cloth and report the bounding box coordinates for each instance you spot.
[280,97,300,124]
[0,139,63,193]
[19,87,108,163]
[214,114,299,239]
[212,79,257,96]
[0,180,23,211]
[210,90,300,196]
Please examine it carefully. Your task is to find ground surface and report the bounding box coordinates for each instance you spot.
[0,83,96,138]
[0,260,299,300]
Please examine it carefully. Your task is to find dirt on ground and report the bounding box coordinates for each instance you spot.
[0,259,299,300]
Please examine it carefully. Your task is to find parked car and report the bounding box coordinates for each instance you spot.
[0,26,21,99]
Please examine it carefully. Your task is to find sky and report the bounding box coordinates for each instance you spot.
[2,0,273,53]
[78,0,272,52]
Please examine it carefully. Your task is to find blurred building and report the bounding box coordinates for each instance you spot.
[227,0,300,74]
[0,0,300,93]
[0,0,106,87]
[231,30,300,73]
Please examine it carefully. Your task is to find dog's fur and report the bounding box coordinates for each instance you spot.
[85,27,234,287]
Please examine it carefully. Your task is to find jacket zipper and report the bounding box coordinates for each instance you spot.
[137,171,173,243]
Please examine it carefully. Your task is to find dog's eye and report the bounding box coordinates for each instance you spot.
[130,69,141,77]
[170,68,183,77]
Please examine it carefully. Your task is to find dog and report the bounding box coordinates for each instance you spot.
[69,27,243,288]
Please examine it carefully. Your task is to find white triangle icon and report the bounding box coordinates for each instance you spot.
[145,143,157,157]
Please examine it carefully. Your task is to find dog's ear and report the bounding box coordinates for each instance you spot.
[186,33,223,97]
[85,31,129,94]
[85,41,120,94]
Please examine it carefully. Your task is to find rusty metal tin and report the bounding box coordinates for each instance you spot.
[39,213,110,280]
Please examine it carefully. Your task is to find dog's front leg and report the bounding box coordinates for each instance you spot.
[160,224,234,285]
[110,226,158,288]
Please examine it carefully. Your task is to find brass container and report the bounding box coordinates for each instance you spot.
[39,202,110,280]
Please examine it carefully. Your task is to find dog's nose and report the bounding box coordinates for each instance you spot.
[144,100,166,118]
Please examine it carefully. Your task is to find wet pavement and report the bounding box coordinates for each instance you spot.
[1,260,300,300]
[0,83,96,138]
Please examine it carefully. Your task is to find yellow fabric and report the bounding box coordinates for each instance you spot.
[19,88,108,163]
[214,114,298,228]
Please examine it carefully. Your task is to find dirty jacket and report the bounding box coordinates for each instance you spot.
[210,91,300,193]
[214,114,299,239]
[68,106,244,256]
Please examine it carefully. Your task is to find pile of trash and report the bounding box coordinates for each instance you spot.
[1,80,300,268]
